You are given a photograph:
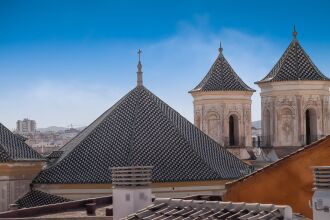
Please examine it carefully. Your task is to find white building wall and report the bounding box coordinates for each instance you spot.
[113,187,152,220]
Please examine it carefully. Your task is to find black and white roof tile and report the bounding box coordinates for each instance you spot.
[15,190,71,209]
[191,53,255,92]
[0,123,43,162]
[33,86,250,184]
[47,150,63,159]
[257,39,329,83]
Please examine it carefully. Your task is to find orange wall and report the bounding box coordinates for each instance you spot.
[224,137,330,219]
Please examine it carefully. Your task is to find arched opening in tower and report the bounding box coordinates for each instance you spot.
[229,114,239,146]
[264,109,271,147]
[305,109,317,145]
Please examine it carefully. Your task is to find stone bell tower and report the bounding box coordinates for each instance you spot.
[189,44,255,159]
[255,26,330,152]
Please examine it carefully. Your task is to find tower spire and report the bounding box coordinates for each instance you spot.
[137,49,143,86]
[293,24,298,39]
[218,41,223,55]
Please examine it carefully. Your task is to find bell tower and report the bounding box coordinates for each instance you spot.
[190,43,255,159]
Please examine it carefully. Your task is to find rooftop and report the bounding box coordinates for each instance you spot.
[33,57,250,184]
[0,122,43,162]
[256,26,330,84]
[190,44,255,93]
[0,195,307,219]
[124,198,305,220]
[15,190,71,209]
[227,135,330,187]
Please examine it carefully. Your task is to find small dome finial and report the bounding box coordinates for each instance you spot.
[293,24,298,39]
[137,49,143,86]
[218,41,223,54]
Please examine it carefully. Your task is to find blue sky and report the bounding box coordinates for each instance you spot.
[1,0,330,129]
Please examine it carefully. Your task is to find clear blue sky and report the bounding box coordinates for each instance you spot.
[1,0,330,129]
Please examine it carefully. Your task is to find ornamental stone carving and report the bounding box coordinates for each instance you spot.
[258,82,330,147]
[256,33,330,148]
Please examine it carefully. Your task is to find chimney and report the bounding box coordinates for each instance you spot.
[312,166,330,220]
[112,166,153,220]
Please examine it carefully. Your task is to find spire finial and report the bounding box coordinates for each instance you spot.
[138,49,142,62]
[218,41,223,54]
[293,24,298,39]
[137,49,143,86]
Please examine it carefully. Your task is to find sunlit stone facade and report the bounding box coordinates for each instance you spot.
[190,46,255,159]
[256,29,330,148]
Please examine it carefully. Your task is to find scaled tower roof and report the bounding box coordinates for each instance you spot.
[33,51,250,184]
[190,43,255,92]
[256,26,330,84]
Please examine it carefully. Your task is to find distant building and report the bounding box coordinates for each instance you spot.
[24,129,80,155]
[16,118,37,133]
[251,126,262,147]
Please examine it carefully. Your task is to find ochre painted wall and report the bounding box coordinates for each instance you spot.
[223,137,330,219]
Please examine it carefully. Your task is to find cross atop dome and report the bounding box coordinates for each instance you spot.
[137,49,143,86]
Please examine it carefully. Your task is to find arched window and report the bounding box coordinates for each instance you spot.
[305,108,317,144]
[229,114,239,146]
[263,109,271,146]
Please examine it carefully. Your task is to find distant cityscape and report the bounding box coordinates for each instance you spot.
[14,118,86,155]
[14,118,261,156]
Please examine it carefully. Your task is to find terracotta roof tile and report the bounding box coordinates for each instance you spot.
[226,136,330,186]
[124,198,294,220]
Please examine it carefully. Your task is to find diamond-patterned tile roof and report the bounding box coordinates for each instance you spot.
[190,49,255,92]
[256,38,330,83]
[47,150,63,160]
[0,123,43,162]
[15,190,71,209]
[33,86,250,184]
